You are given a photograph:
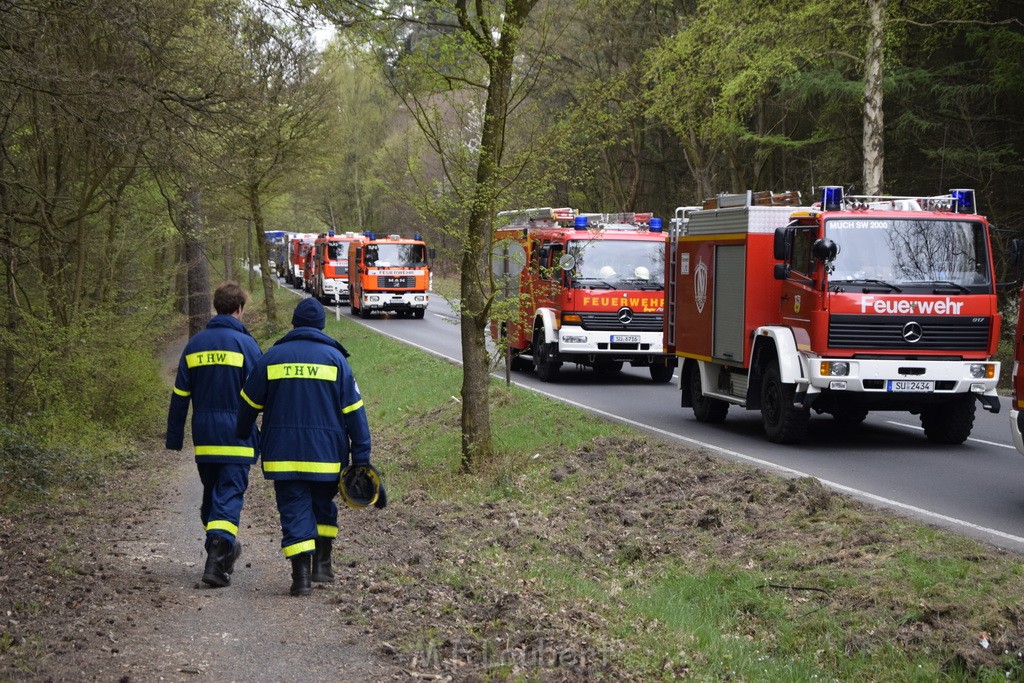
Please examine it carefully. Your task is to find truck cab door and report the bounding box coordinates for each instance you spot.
[778,227,821,335]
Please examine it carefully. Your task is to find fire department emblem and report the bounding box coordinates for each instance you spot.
[694,258,708,314]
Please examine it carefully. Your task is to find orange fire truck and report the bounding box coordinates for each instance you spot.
[310,231,363,305]
[285,234,316,288]
[493,207,676,383]
[347,233,430,318]
[666,187,1000,444]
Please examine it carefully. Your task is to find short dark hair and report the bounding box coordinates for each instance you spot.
[213,281,248,315]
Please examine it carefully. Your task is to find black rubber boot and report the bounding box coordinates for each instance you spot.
[290,554,312,596]
[223,539,242,575]
[312,538,335,583]
[202,536,231,588]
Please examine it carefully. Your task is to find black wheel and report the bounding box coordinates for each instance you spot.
[760,361,809,443]
[413,309,425,319]
[831,407,869,429]
[359,306,372,319]
[350,303,360,316]
[533,327,560,382]
[649,361,675,384]
[688,364,728,423]
[921,395,976,444]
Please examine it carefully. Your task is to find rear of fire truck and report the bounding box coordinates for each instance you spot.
[669,187,1000,444]
[347,233,430,318]
[493,207,676,383]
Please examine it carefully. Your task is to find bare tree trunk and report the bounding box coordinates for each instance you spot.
[0,170,17,405]
[458,3,537,470]
[224,239,234,282]
[248,188,278,326]
[862,0,886,195]
[183,185,211,337]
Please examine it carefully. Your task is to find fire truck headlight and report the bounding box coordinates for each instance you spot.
[562,335,587,344]
[414,295,426,301]
[970,363,994,379]
[368,295,380,302]
[820,361,850,377]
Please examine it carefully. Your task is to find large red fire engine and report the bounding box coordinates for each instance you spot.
[666,187,1000,444]
[285,234,316,287]
[310,231,363,305]
[347,233,431,318]
[1010,284,1024,455]
[493,207,676,383]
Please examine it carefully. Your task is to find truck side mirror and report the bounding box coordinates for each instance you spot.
[774,263,791,280]
[812,238,838,262]
[773,228,792,261]
[1010,239,1024,272]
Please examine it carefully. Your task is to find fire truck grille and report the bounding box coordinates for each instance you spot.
[578,312,663,332]
[828,315,990,350]
[376,276,416,289]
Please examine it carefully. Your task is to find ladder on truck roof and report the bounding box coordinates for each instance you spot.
[702,190,802,210]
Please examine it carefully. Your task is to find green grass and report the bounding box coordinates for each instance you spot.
[281,305,1024,680]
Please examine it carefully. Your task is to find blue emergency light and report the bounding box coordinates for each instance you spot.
[574,216,589,230]
[364,231,376,240]
[414,233,422,241]
[649,217,663,233]
[328,230,335,237]
[950,189,976,214]
[821,186,844,211]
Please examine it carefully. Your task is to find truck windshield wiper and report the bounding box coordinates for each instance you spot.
[840,278,903,293]
[904,280,971,294]
[575,278,616,289]
[622,278,663,290]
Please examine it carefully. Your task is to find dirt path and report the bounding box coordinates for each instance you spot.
[0,336,404,682]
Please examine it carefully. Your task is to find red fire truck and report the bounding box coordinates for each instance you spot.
[1010,283,1024,455]
[347,233,430,318]
[493,207,676,383]
[310,231,363,305]
[285,234,316,287]
[666,187,1000,444]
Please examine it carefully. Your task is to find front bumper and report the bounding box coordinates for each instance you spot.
[322,278,349,304]
[556,325,668,361]
[361,291,429,311]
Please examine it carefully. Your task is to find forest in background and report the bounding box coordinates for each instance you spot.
[1,0,1023,490]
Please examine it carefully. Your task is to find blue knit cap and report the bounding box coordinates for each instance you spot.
[292,298,326,329]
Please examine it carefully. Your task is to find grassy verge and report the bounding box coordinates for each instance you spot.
[322,311,1024,681]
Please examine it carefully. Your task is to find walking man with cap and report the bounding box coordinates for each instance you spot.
[167,281,261,588]
[236,297,375,596]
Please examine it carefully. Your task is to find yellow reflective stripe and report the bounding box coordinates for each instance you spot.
[341,399,363,414]
[263,460,342,474]
[317,525,338,539]
[283,539,316,557]
[206,520,239,536]
[240,389,263,410]
[195,445,254,457]
[186,350,245,368]
[267,363,338,381]
[173,386,190,397]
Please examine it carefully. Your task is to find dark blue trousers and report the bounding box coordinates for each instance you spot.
[197,462,250,548]
[273,480,340,558]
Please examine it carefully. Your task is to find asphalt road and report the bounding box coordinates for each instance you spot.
[293,282,1024,554]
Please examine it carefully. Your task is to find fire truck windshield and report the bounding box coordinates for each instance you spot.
[826,218,990,290]
[567,239,665,290]
[365,243,427,268]
[327,243,350,264]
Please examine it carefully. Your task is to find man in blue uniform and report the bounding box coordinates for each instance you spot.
[167,281,262,588]
[236,297,373,596]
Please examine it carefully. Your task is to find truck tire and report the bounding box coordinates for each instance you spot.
[921,395,976,444]
[413,309,425,319]
[359,306,372,319]
[688,364,728,423]
[350,301,360,316]
[760,361,809,444]
[533,327,560,382]
[649,360,675,384]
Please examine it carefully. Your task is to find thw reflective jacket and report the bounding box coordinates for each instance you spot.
[236,327,371,481]
[166,315,262,463]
